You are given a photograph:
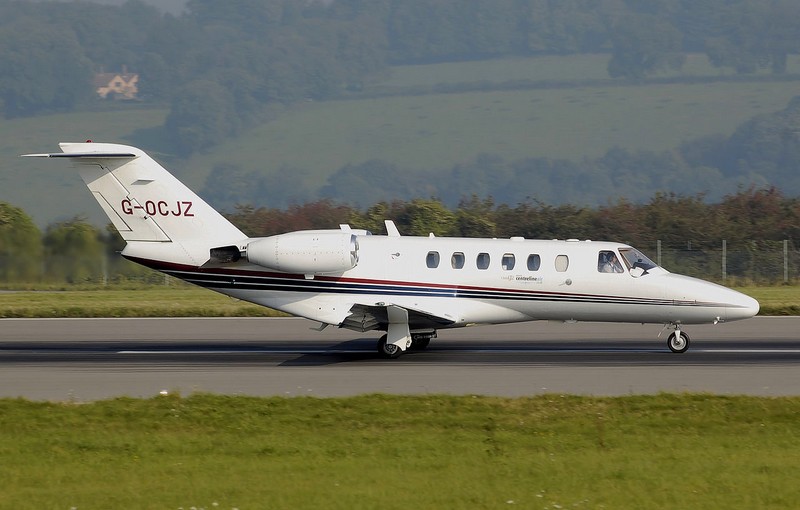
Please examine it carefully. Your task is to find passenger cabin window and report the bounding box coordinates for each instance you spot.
[476,252,490,270]
[501,253,515,270]
[426,251,440,268]
[527,254,541,271]
[451,252,465,269]
[555,254,569,272]
[598,250,624,273]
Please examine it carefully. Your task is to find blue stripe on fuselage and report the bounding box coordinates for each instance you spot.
[124,257,721,309]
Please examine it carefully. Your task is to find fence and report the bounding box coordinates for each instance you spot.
[651,240,799,285]
[0,253,172,286]
[1,240,798,286]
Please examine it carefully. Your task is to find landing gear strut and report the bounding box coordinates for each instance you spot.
[376,306,413,358]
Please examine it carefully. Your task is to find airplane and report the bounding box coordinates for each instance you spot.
[24,142,760,358]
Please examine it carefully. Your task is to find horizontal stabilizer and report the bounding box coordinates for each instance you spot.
[22,152,136,159]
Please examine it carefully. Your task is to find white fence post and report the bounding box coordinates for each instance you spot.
[785,240,789,284]
[722,240,727,283]
[657,239,661,267]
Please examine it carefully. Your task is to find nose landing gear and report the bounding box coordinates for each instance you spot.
[662,324,690,353]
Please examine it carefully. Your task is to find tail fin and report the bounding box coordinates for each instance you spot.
[24,142,245,263]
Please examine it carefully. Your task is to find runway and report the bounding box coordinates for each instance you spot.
[1,317,799,400]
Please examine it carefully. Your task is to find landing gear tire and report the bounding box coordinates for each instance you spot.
[377,334,403,359]
[667,331,690,353]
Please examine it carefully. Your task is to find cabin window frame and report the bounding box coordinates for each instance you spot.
[426,251,440,269]
[526,254,541,271]
[501,253,515,270]
[476,252,491,270]
[555,254,569,272]
[451,252,465,269]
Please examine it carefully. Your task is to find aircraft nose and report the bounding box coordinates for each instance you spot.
[725,290,760,321]
[663,274,759,323]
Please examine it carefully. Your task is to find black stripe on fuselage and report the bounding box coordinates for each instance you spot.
[126,256,729,309]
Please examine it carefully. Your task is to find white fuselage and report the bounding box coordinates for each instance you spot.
[125,234,759,332]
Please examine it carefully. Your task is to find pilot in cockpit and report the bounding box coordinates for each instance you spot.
[599,251,624,273]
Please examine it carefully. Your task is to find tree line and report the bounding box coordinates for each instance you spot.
[4,186,792,285]
[225,187,800,245]
[3,0,800,153]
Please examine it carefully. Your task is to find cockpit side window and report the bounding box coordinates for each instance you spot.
[619,248,658,272]
[598,250,624,273]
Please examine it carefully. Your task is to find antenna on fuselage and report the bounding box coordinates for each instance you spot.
[385,220,401,237]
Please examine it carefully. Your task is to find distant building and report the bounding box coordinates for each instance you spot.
[93,67,139,100]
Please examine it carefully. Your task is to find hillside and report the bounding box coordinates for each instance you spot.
[3,54,800,226]
[190,79,800,191]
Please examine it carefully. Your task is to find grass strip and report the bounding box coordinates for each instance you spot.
[737,286,800,315]
[0,287,283,318]
[0,393,798,509]
[0,285,796,317]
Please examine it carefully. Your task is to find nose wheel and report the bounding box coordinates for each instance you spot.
[667,330,690,353]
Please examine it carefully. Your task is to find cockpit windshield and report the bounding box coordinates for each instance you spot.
[619,248,658,272]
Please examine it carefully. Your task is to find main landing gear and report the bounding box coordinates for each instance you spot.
[663,324,690,353]
[377,331,436,359]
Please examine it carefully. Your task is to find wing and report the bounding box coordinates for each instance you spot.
[340,302,456,332]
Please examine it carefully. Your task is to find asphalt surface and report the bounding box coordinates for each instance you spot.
[1,317,799,400]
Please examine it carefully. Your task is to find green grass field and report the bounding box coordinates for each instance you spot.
[1,393,799,508]
[742,286,800,315]
[0,285,279,318]
[380,53,800,88]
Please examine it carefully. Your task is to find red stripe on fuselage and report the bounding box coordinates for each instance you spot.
[124,255,673,304]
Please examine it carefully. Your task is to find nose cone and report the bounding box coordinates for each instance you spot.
[664,274,760,323]
[726,290,760,321]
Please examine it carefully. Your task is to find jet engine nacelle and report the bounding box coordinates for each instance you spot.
[245,231,358,274]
